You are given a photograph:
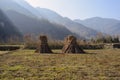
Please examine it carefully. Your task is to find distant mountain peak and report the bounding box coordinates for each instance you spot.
[0,0,100,39]
[75,17,120,35]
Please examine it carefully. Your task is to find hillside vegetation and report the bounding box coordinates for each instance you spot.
[0,9,21,42]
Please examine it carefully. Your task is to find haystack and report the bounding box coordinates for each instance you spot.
[35,35,52,53]
[62,35,85,53]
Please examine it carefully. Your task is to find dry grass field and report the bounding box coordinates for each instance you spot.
[0,49,120,80]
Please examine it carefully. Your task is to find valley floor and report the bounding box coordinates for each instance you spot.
[0,49,120,80]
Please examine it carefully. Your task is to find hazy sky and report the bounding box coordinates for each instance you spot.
[25,0,120,20]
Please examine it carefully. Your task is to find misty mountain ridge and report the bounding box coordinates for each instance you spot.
[6,10,76,40]
[74,17,120,35]
[0,0,35,17]
[9,0,99,38]
[35,7,99,38]
[0,9,22,42]
[0,0,119,41]
[0,0,78,40]
[0,0,99,39]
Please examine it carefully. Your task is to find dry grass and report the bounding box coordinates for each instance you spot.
[0,49,120,80]
[0,51,9,55]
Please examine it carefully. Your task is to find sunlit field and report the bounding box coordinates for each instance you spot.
[0,49,120,80]
[0,0,120,80]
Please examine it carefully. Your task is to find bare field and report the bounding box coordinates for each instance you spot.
[0,51,9,55]
[0,49,120,80]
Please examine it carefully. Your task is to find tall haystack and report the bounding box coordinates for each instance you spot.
[35,35,52,53]
[62,35,85,53]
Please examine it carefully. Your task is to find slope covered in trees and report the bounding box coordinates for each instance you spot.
[0,0,77,40]
[0,9,22,42]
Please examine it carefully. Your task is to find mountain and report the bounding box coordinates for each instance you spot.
[0,0,77,40]
[11,0,98,38]
[0,0,35,17]
[36,8,64,23]
[13,0,41,18]
[109,23,120,35]
[35,8,99,38]
[0,9,21,42]
[74,17,120,35]
[5,10,76,40]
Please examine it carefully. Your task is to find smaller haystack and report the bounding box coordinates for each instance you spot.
[62,35,85,53]
[35,35,52,53]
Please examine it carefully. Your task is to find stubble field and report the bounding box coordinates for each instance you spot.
[0,49,120,80]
